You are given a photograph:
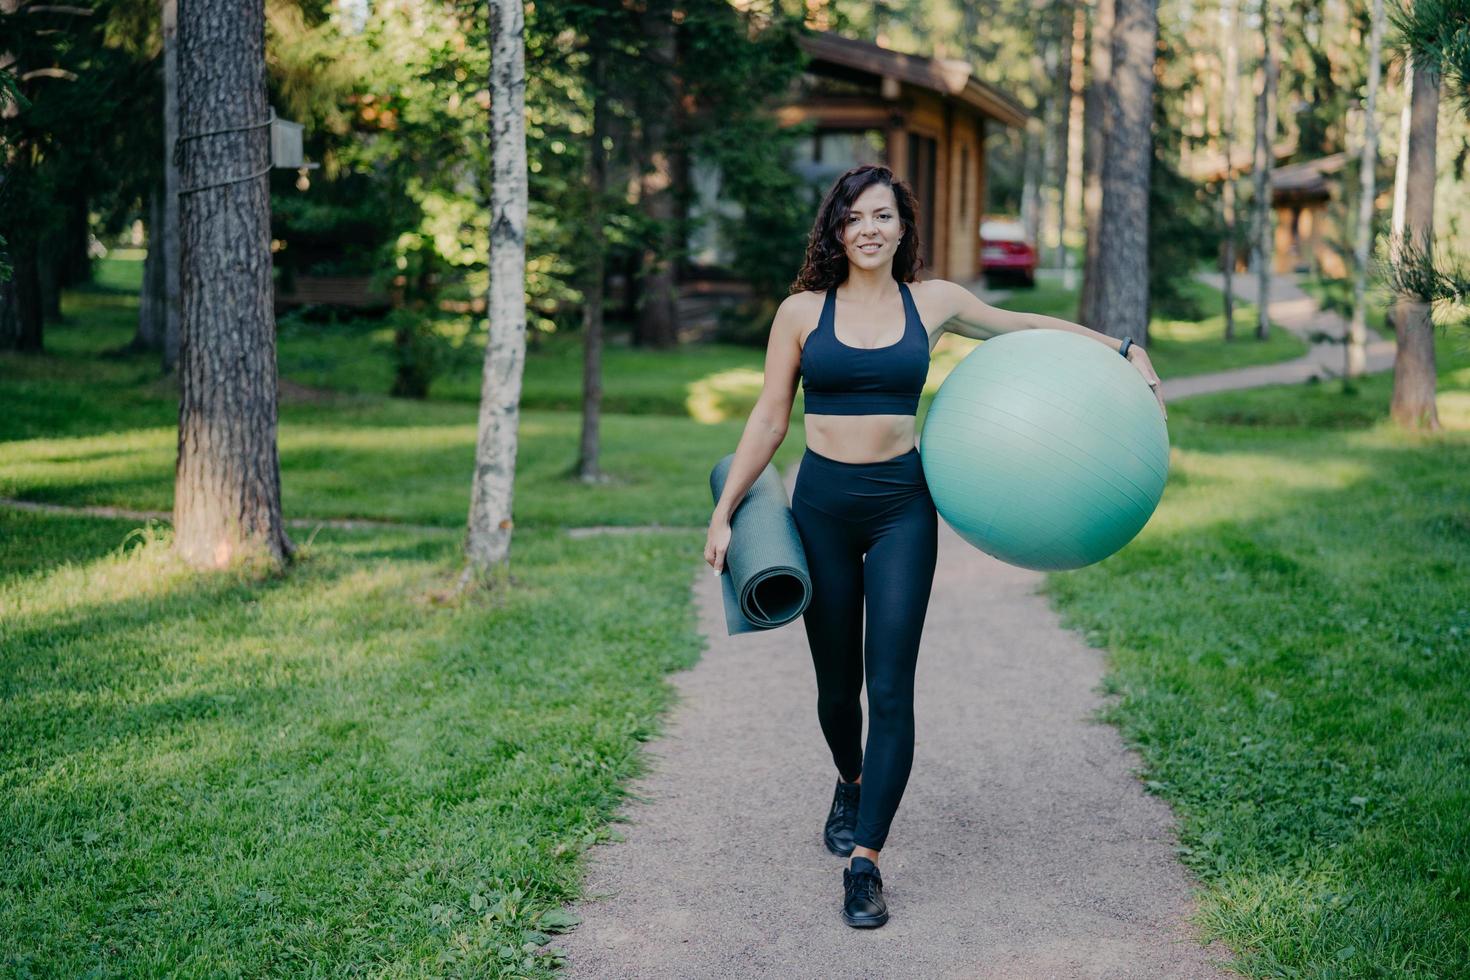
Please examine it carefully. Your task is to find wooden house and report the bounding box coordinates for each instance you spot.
[685,31,1030,288]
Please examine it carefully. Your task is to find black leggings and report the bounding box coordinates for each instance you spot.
[790,444,938,852]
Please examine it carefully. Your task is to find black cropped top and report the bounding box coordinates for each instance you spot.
[799,281,931,416]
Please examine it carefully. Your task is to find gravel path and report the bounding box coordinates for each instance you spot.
[557,458,1236,978]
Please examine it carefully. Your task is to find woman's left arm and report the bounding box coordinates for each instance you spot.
[931,279,1167,420]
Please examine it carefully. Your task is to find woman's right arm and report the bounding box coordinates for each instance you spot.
[705,294,805,574]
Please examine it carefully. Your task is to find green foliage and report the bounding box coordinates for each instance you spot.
[1389,0,1470,113]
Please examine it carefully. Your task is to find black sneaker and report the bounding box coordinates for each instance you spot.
[841,856,888,928]
[823,778,861,857]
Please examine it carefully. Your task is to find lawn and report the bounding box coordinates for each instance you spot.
[4,257,1467,976]
[1044,329,1470,976]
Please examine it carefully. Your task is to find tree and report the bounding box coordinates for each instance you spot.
[1078,0,1116,328]
[1248,0,1281,341]
[172,0,293,569]
[1347,0,1387,378]
[162,0,181,372]
[1093,0,1159,342]
[465,0,529,582]
[577,31,610,483]
[1386,49,1441,429]
[1220,0,1241,341]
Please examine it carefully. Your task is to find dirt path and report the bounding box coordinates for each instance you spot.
[557,460,1235,978]
[1167,272,1396,400]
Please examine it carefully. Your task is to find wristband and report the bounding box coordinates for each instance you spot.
[1118,337,1133,359]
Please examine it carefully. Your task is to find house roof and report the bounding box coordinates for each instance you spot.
[1270,152,1347,195]
[797,31,1029,129]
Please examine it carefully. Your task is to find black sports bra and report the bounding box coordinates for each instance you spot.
[799,281,930,416]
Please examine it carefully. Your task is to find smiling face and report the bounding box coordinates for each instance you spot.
[840,182,904,270]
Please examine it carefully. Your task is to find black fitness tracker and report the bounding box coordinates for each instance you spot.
[1118,337,1133,359]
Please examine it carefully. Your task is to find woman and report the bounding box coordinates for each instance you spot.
[703,164,1165,930]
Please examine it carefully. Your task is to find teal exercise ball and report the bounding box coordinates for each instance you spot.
[919,329,1169,571]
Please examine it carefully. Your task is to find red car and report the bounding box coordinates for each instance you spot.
[979,218,1037,288]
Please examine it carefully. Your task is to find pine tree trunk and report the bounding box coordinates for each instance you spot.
[1078,0,1115,327]
[1220,0,1239,341]
[1388,57,1440,430]
[1093,0,1157,342]
[134,185,166,352]
[1021,116,1043,259]
[1046,2,1076,275]
[162,0,183,374]
[1346,0,1384,378]
[37,227,62,322]
[578,43,608,482]
[634,3,679,349]
[1249,1,1280,341]
[10,236,43,353]
[465,0,530,578]
[0,274,15,349]
[1062,0,1088,290]
[172,0,292,569]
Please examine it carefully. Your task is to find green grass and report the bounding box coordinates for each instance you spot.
[1,512,703,977]
[6,255,1469,976]
[1043,329,1470,977]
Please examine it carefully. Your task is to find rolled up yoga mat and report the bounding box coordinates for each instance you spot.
[708,452,812,635]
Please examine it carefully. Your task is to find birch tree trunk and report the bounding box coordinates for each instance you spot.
[1346,0,1384,378]
[173,0,293,569]
[1093,0,1157,342]
[1249,0,1280,341]
[1078,0,1115,326]
[1388,56,1440,430]
[1387,64,1412,337]
[465,0,530,579]
[1221,0,1239,341]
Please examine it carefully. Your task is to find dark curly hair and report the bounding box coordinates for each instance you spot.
[789,164,925,294]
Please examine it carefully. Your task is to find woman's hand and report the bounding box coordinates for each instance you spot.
[1127,347,1167,421]
[705,515,732,574]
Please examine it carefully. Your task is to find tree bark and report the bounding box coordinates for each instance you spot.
[9,235,43,352]
[173,0,292,570]
[633,3,679,349]
[1249,0,1280,341]
[1387,61,1412,337]
[162,0,183,373]
[465,0,529,579]
[0,273,15,349]
[1046,1,1076,275]
[1078,0,1115,327]
[134,184,166,352]
[37,227,62,323]
[1092,0,1157,342]
[578,40,608,482]
[1346,0,1384,378]
[1221,0,1239,341]
[1062,0,1088,289]
[1388,55,1440,430]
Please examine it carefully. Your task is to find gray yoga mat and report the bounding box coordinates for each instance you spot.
[708,452,812,635]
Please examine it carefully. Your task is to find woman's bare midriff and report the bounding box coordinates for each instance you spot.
[794,282,940,464]
[803,415,916,464]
